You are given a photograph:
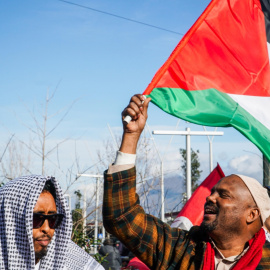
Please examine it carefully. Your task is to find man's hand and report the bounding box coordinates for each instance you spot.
[120,94,151,154]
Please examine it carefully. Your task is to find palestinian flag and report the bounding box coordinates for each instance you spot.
[171,164,225,230]
[143,0,270,160]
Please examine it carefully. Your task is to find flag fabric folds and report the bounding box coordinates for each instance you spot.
[143,0,270,161]
[171,164,225,230]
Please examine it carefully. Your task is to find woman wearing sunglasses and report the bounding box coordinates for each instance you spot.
[0,175,104,270]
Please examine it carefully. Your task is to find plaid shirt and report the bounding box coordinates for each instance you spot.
[103,166,270,270]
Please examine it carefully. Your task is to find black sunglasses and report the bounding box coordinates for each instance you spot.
[33,213,64,229]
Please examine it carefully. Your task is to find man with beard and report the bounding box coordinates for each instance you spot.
[103,94,270,269]
[0,175,104,270]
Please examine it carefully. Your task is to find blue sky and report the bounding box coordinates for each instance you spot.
[0,1,264,204]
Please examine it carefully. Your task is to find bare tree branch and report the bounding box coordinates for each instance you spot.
[0,134,15,163]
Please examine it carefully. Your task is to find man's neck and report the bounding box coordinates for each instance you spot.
[209,232,252,258]
[210,237,249,258]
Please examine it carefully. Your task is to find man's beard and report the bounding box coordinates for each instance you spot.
[201,202,219,232]
[201,217,218,232]
[34,233,52,262]
[35,247,48,261]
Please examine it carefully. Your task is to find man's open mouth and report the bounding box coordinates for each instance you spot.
[204,205,218,216]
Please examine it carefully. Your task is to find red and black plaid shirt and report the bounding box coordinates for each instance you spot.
[103,166,270,269]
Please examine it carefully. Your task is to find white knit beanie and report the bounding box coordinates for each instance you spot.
[237,174,270,224]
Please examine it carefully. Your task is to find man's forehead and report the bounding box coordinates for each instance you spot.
[34,191,57,212]
[214,175,247,190]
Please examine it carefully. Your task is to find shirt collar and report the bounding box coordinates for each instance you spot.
[209,237,249,263]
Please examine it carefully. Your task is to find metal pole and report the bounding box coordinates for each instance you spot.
[77,174,103,254]
[160,162,165,221]
[94,177,100,254]
[203,126,217,173]
[102,226,106,241]
[153,128,224,200]
[186,128,192,199]
[83,190,87,236]
[153,130,224,136]
[209,140,213,172]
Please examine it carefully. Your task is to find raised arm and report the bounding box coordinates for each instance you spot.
[120,94,151,154]
[103,94,191,269]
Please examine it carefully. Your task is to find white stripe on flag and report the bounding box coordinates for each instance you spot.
[171,216,193,230]
[228,93,270,130]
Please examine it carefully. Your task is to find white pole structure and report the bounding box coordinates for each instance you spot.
[209,140,213,172]
[160,161,164,221]
[152,129,224,200]
[83,190,87,236]
[94,176,100,254]
[186,128,192,199]
[102,226,106,242]
[203,126,218,173]
[77,173,103,254]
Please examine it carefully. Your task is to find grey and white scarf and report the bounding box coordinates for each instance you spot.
[0,175,104,270]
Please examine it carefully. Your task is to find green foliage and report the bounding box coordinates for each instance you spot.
[72,228,92,253]
[72,231,106,264]
[72,189,83,235]
[72,208,83,233]
[93,252,108,264]
[180,148,202,193]
[74,190,82,209]
[71,190,107,264]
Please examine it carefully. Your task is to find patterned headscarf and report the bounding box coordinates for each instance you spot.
[0,175,103,270]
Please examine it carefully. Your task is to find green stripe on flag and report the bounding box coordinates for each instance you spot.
[148,87,270,160]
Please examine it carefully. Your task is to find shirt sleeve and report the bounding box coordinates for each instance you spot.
[102,166,188,269]
[108,151,136,174]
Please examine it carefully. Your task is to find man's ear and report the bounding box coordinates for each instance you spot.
[247,207,260,224]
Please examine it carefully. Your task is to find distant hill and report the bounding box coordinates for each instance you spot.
[137,173,185,217]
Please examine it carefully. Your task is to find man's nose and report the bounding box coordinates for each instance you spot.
[206,192,217,204]
[40,219,50,233]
